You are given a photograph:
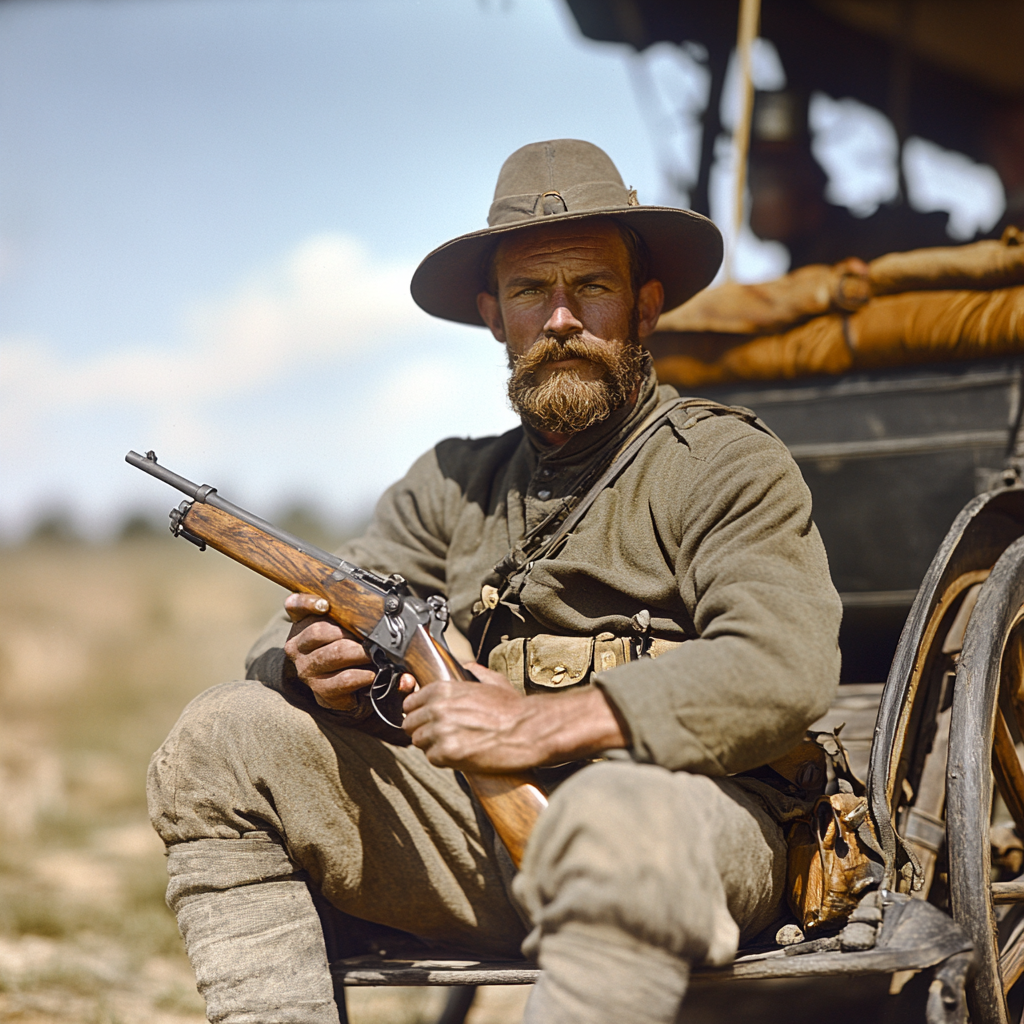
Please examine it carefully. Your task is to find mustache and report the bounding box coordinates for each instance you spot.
[507,335,618,375]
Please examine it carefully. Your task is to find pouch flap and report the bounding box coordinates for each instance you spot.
[647,637,684,660]
[594,633,632,673]
[528,635,595,689]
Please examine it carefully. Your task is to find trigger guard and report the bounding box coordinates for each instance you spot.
[368,647,406,728]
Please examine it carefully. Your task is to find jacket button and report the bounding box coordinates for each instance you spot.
[537,489,552,500]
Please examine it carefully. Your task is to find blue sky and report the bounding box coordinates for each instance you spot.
[1,0,666,537]
[0,0,1004,539]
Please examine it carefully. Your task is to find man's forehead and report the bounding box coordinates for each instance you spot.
[493,220,628,275]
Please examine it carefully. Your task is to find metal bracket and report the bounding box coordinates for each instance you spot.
[364,592,453,729]
[426,594,450,645]
[168,500,207,550]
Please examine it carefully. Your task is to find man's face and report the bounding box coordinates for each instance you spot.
[476,219,664,440]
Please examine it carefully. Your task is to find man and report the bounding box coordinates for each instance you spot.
[149,139,841,1024]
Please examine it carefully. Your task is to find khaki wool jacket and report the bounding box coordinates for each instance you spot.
[248,365,841,779]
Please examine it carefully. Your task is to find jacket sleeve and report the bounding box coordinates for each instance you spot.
[594,428,842,775]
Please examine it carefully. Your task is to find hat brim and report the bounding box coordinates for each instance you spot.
[410,206,723,327]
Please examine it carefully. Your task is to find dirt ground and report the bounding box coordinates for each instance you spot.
[1,534,943,1024]
[0,535,530,1023]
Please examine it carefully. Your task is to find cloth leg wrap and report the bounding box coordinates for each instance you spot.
[167,835,340,1024]
[523,926,690,1024]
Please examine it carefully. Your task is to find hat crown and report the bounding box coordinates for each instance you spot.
[488,140,631,227]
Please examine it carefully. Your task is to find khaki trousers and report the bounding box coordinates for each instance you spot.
[148,680,787,1024]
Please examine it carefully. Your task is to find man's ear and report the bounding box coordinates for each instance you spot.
[636,279,665,340]
[476,292,507,344]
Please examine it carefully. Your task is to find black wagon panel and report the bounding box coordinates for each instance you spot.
[691,358,1021,680]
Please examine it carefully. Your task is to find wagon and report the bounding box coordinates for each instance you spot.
[329,356,1024,1024]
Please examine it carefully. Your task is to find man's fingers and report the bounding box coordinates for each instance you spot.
[306,672,373,711]
[307,667,376,693]
[463,663,518,691]
[401,705,429,735]
[402,680,446,714]
[284,592,331,622]
[294,642,373,679]
[288,623,361,657]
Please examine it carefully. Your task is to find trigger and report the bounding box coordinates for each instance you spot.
[368,649,406,729]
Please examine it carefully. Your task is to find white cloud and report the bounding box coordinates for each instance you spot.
[903,137,1005,241]
[631,42,710,199]
[709,134,791,285]
[809,92,900,218]
[0,232,518,538]
[720,38,787,133]
[0,233,427,440]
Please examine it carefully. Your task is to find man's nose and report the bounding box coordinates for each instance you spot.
[543,301,583,339]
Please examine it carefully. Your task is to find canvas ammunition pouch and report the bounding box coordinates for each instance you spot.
[757,731,885,932]
[488,631,684,695]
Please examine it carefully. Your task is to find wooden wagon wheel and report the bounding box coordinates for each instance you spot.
[882,567,990,891]
[865,487,1024,1022]
[947,535,1024,1024]
[869,489,1024,896]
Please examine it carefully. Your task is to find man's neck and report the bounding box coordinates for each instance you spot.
[536,428,573,446]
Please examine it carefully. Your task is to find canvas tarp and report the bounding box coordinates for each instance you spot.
[653,228,1024,387]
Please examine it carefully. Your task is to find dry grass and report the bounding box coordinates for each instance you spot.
[0,536,529,1023]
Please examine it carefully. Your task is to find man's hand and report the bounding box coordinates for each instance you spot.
[401,665,539,772]
[283,593,415,711]
[402,663,629,772]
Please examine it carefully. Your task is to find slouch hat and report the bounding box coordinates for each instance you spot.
[411,139,723,327]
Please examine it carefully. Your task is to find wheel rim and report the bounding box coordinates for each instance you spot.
[947,536,1024,1024]
[885,572,988,902]
[868,487,1024,896]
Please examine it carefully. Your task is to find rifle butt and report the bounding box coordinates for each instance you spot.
[463,773,548,868]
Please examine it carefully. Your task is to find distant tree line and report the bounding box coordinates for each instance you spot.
[6,504,368,549]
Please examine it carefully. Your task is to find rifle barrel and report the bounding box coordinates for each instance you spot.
[125,449,344,568]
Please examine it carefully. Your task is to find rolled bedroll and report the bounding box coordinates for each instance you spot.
[652,228,1024,387]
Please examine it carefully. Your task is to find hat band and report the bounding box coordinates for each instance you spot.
[487,180,629,227]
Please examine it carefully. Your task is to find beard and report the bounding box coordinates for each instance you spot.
[506,313,646,437]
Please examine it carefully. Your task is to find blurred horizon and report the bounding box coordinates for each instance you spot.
[1,0,1006,542]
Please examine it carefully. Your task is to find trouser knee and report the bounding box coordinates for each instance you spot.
[148,680,334,846]
[515,761,781,967]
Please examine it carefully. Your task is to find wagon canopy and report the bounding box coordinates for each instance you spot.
[563,0,1024,255]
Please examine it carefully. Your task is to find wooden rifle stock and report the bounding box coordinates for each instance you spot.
[178,500,547,867]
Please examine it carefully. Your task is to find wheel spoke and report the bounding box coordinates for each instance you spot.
[993,707,1024,839]
[992,877,1024,904]
[1000,922,1024,994]
[1005,614,1024,736]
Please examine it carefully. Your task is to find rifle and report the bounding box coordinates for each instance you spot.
[126,449,547,866]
